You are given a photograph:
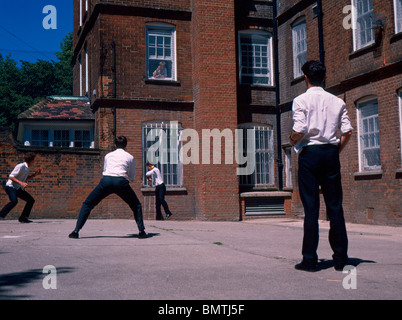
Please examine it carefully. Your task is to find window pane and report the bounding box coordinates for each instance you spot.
[146,25,175,80]
[239,32,271,85]
[142,122,182,187]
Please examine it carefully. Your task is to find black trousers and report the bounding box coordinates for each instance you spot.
[73,176,145,233]
[155,183,171,220]
[0,186,35,219]
[298,144,348,266]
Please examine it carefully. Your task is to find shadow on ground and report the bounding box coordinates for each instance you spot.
[316,257,376,271]
[0,267,74,299]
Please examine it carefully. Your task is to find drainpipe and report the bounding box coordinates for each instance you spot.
[316,0,325,64]
[111,41,117,147]
[272,0,283,191]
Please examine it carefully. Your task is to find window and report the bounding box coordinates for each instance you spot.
[239,124,274,187]
[239,31,273,86]
[25,127,94,148]
[74,130,91,148]
[292,19,307,78]
[284,147,293,188]
[357,98,381,171]
[142,122,183,187]
[146,23,176,81]
[352,0,374,50]
[31,130,49,147]
[54,130,70,148]
[398,90,402,164]
[395,0,402,34]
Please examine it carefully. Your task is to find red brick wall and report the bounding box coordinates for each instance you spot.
[279,0,402,225]
[0,128,105,220]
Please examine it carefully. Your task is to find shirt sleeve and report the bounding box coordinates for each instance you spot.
[9,164,22,178]
[339,103,354,135]
[292,98,307,133]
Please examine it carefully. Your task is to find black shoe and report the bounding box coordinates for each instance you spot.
[68,231,79,239]
[138,231,148,239]
[295,262,317,272]
[334,263,347,271]
[18,217,32,223]
[165,213,172,220]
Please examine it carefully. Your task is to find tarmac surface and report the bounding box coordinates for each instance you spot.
[0,217,401,301]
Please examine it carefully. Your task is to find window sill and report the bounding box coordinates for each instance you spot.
[239,84,275,91]
[354,170,383,180]
[240,191,292,198]
[145,79,181,86]
[290,76,305,86]
[141,186,187,195]
[349,42,377,60]
[390,32,402,44]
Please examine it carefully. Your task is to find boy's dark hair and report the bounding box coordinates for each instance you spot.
[301,60,326,86]
[115,136,128,149]
[24,153,36,164]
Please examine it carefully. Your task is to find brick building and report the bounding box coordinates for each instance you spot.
[70,0,401,225]
[2,0,400,225]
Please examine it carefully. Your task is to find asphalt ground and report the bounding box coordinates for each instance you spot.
[0,217,401,308]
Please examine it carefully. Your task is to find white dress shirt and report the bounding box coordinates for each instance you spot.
[6,162,30,189]
[103,148,135,181]
[146,167,164,186]
[292,86,353,153]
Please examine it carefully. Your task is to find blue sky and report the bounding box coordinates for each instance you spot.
[0,0,73,64]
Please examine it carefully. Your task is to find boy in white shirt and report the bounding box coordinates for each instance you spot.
[69,136,146,239]
[0,153,42,223]
[146,162,172,220]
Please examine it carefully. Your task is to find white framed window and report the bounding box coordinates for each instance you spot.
[284,147,293,188]
[79,55,83,96]
[292,19,307,79]
[74,130,91,148]
[54,130,70,148]
[394,0,402,34]
[85,47,89,94]
[398,90,402,164]
[31,130,49,147]
[146,23,176,81]
[352,0,374,51]
[142,121,183,187]
[357,97,381,171]
[24,126,94,148]
[238,30,273,86]
[238,124,274,187]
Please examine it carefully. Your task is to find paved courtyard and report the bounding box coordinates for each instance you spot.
[1,217,401,302]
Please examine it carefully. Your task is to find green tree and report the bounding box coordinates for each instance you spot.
[0,32,73,134]
[54,32,73,95]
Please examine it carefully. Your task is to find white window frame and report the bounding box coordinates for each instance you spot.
[24,125,94,148]
[142,121,183,187]
[292,18,307,79]
[238,30,273,86]
[284,147,293,188]
[398,90,402,164]
[238,124,274,187]
[356,97,381,171]
[85,47,89,94]
[352,0,374,51]
[394,0,402,34]
[146,23,176,81]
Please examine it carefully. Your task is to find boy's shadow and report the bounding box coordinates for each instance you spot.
[316,257,376,271]
[80,232,160,239]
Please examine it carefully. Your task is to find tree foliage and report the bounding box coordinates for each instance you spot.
[0,32,73,133]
